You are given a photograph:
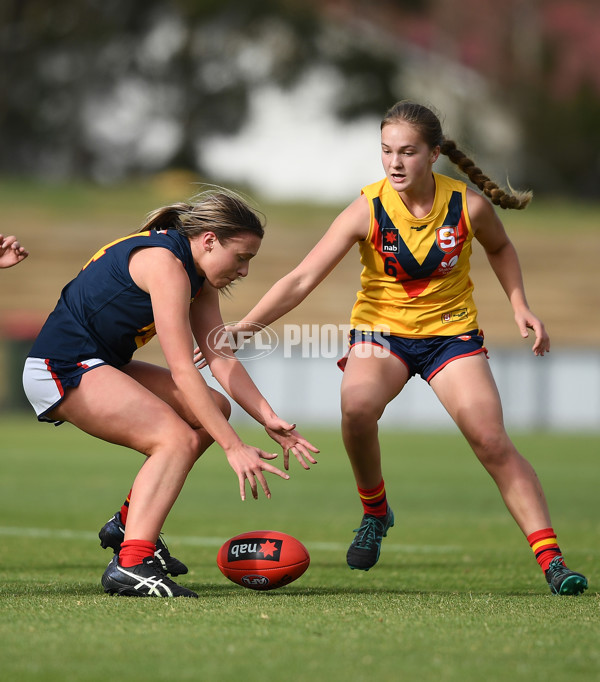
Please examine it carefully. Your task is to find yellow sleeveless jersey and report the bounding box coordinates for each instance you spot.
[350,173,479,337]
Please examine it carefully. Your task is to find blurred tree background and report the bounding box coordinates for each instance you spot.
[1,0,599,416]
[2,0,600,199]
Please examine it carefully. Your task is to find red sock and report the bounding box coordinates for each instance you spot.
[119,539,156,567]
[358,480,388,517]
[120,490,132,525]
[527,528,563,572]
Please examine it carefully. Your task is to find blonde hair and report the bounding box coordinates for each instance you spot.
[382,101,532,210]
[138,187,265,240]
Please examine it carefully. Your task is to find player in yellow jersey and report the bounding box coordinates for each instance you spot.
[224,101,587,595]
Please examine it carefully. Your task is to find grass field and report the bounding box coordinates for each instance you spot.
[1,415,598,682]
[1,178,598,679]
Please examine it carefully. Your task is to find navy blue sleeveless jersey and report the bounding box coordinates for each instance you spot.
[28,229,204,367]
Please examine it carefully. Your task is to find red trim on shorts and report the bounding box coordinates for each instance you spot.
[337,340,410,373]
[44,359,64,398]
[425,346,488,383]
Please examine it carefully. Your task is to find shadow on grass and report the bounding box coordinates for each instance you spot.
[1,580,555,599]
[186,582,551,599]
[1,557,569,599]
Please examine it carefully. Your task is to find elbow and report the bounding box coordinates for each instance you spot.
[284,270,316,302]
[485,239,512,259]
[168,360,200,386]
[206,354,236,379]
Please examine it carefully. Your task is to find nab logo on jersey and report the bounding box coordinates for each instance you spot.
[382,227,399,253]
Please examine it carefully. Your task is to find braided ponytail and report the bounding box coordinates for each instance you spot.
[382,101,532,210]
[440,139,531,210]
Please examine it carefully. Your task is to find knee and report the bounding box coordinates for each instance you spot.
[214,391,231,420]
[341,392,382,429]
[190,392,230,455]
[470,428,514,469]
[164,426,204,466]
[187,391,231,430]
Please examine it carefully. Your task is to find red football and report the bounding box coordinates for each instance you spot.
[216,530,310,591]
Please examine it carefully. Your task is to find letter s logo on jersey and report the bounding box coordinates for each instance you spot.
[436,225,458,253]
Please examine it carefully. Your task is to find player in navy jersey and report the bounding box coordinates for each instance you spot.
[23,189,318,598]
[0,233,28,267]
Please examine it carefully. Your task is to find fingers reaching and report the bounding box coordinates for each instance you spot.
[515,310,550,357]
[193,346,207,369]
[528,321,550,356]
[227,443,289,501]
[287,440,319,471]
[264,423,320,471]
[0,234,29,268]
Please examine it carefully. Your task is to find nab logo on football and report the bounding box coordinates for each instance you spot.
[217,530,310,590]
[228,538,282,563]
[382,227,399,253]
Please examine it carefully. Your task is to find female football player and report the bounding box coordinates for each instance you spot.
[23,188,318,598]
[222,101,587,595]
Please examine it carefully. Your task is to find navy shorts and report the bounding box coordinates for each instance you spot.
[337,329,488,383]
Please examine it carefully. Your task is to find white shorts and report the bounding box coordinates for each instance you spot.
[23,357,106,423]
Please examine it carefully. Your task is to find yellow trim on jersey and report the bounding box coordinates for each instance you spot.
[134,321,157,349]
[350,174,479,337]
[82,231,153,270]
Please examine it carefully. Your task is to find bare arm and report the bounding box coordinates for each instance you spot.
[191,284,284,426]
[129,246,290,499]
[191,284,318,470]
[239,195,370,331]
[468,190,550,355]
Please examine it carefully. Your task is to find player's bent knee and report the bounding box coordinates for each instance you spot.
[185,392,231,432]
[341,396,382,426]
[153,425,204,464]
[471,431,512,468]
[214,391,231,420]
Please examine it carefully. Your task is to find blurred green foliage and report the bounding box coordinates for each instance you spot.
[1,1,600,196]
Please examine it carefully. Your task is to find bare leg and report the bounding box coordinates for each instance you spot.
[340,345,410,489]
[49,364,224,544]
[430,353,552,535]
[111,361,231,541]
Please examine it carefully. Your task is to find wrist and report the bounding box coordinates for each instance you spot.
[237,319,263,334]
[510,295,529,311]
[220,434,244,452]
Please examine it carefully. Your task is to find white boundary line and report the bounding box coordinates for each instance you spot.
[0,525,460,554]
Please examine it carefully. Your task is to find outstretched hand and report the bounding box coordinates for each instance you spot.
[264,417,320,471]
[0,234,29,268]
[515,308,550,356]
[224,442,290,501]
